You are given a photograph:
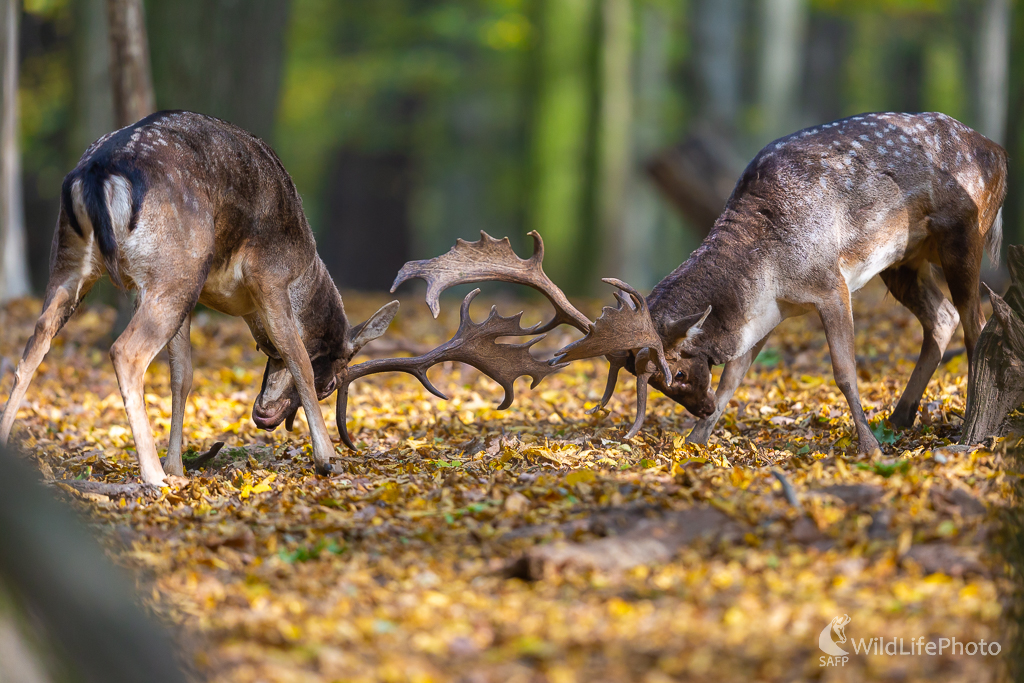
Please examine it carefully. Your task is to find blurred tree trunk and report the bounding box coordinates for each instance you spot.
[526,0,596,293]
[1005,0,1024,248]
[692,0,743,135]
[622,2,671,290]
[1,0,29,302]
[107,0,154,332]
[757,0,808,142]
[320,148,413,291]
[592,0,632,283]
[146,0,290,142]
[107,0,154,126]
[72,0,114,153]
[977,0,1009,145]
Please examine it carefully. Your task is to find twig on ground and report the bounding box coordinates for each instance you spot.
[771,468,802,510]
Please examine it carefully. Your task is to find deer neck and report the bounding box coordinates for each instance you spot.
[648,208,780,364]
[291,257,349,361]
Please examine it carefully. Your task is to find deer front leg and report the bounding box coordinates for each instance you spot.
[816,287,880,453]
[110,298,190,486]
[163,312,193,476]
[259,300,335,475]
[687,335,769,445]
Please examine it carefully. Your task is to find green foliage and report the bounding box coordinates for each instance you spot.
[754,348,782,368]
[278,538,346,563]
[856,459,912,478]
[870,419,899,445]
[276,0,532,244]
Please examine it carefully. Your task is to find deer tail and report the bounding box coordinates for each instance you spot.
[61,164,143,291]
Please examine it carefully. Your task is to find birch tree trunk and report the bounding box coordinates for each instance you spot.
[1,0,29,302]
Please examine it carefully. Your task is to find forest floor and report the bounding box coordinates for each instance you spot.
[0,279,1018,683]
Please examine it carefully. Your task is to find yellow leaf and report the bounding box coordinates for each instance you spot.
[250,473,276,495]
[565,469,595,486]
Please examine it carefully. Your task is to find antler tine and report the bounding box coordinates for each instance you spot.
[391,230,592,334]
[553,278,671,439]
[336,289,564,451]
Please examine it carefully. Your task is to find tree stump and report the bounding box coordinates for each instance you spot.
[961,244,1024,444]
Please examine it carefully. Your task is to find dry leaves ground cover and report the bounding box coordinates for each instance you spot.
[0,279,1017,683]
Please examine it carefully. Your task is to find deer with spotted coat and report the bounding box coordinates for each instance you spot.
[0,111,401,485]
[377,112,1006,454]
[648,111,1007,452]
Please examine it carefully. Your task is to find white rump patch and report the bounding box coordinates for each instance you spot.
[104,175,133,237]
[69,179,92,234]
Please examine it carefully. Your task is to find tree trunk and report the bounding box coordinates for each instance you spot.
[146,0,290,142]
[106,0,154,126]
[757,0,809,141]
[692,0,744,134]
[526,0,597,292]
[72,0,115,152]
[1,0,29,302]
[622,2,671,290]
[977,0,1010,145]
[961,244,1024,444]
[593,0,632,282]
[106,0,154,332]
[320,148,413,292]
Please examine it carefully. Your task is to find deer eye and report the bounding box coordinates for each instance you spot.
[674,370,687,383]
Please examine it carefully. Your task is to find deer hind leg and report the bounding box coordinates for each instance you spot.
[687,334,769,445]
[935,223,986,382]
[162,312,192,476]
[110,290,197,486]
[880,265,959,429]
[0,246,98,445]
[816,281,880,453]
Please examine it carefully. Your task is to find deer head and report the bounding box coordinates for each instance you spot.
[649,305,716,419]
[251,301,400,431]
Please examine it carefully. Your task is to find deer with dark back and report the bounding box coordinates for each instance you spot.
[0,111,402,485]
[363,112,1006,454]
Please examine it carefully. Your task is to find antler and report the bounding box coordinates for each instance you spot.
[552,279,671,439]
[391,230,591,334]
[336,289,565,450]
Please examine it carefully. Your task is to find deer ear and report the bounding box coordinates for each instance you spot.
[666,305,712,353]
[346,300,400,357]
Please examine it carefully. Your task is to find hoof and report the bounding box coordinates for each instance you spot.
[315,461,334,476]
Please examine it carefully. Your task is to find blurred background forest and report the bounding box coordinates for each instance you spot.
[1,0,1021,301]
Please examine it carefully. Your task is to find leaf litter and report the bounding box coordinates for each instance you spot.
[0,281,1016,682]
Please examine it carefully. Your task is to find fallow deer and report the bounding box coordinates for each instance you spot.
[354,112,1006,454]
[0,111,402,485]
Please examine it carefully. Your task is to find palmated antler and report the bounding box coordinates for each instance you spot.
[552,279,672,439]
[336,289,564,450]
[392,230,591,334]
